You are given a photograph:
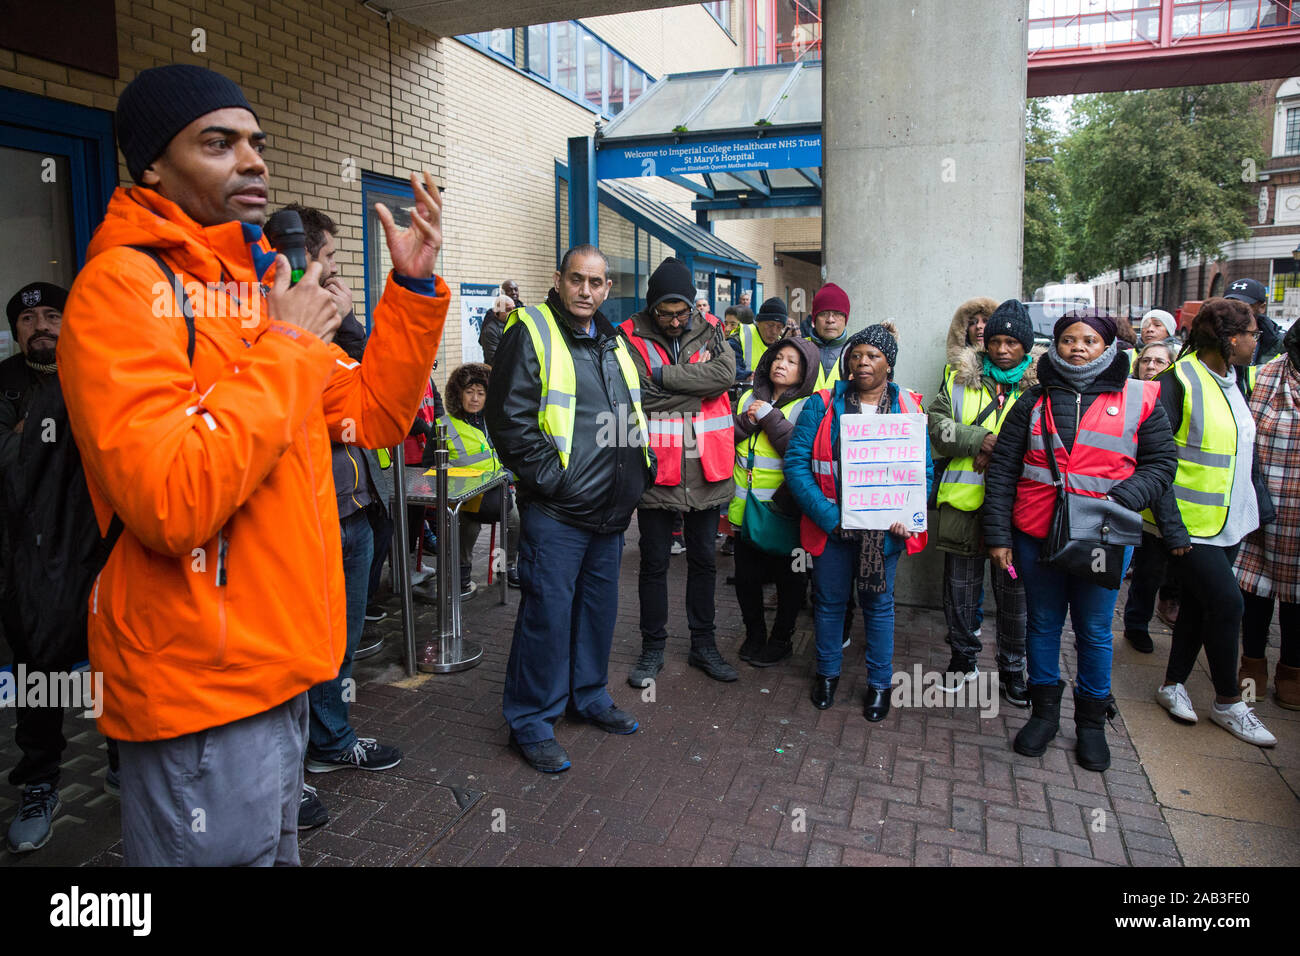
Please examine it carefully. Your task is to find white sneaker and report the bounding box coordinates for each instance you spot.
[1155,683,1197,723]
[1210,701,1277,748]
[670,539,686,555]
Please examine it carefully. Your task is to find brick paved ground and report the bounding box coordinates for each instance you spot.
[0,519,1228,867]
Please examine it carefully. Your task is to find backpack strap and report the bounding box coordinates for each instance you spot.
[129,245,196,364]
[94,248,196,564]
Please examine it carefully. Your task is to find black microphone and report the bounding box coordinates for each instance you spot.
[264,210,309,285]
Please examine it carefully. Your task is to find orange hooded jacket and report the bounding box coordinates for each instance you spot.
[57,186,448,741]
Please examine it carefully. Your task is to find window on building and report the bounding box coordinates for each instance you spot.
[628,69,646,106]
[1271,260,1300,303]
[1272,77,1300,156]
[554,22,579,94]
[1287,106,1300,155]
[527,23,550,78]
[465,28,514,60]
[703,2,732,32]
[582,31,604,111]
[607,51,627,116]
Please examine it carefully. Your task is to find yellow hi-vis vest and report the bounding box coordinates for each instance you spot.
[1160,353,1240,538]
[726,390,808,527]
[737,323,767,371]
[440,414,500,473]
[934,368,1026,512]
[811,340,844,392]
[503,303,652,470]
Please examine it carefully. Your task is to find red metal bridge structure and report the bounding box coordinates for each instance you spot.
[752,1,1299,94]
[1027,0,1300,94]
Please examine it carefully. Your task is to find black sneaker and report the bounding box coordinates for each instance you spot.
[6,783,60,853]
[353,635,384,661]
[509,735,571,773]
[304,738,403,774]
[688,644,739,682]
[582,705,639,734]
[718,536,735,555]
[628,647,665,688]
[999,669,1029,708]
[738,633,765,664]
[752,637,792,668]
[461,579,478,600]
[1124,629,1154,654]
[507,565,521,588]
[940,654,978,692]
[298,784,329,830]
[364,603,388,623]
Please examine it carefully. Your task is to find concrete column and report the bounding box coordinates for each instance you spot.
[822,0,1028,607]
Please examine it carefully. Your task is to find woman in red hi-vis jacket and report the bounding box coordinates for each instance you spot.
[982,310,1177,774]
[785,321,933,722]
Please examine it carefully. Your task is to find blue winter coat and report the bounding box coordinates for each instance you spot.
[785,380,934,558]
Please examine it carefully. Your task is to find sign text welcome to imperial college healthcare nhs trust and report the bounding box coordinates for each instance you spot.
[595,134,822,180]
[839,412,928,534]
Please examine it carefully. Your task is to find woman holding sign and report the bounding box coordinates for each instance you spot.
[982,310,1177,773]
[729,337,821,666]
[786,322,933,720]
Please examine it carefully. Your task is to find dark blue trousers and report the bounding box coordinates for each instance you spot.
[503,506,623,744]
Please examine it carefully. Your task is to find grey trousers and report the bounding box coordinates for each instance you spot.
[118,692,308,866]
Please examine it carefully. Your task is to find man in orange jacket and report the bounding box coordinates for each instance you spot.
[57,65,449,866]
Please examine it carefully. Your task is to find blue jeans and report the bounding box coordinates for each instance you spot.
[1012,531,1131,700]
[812,534,900,688]
[307,509,372,760]
[503,506,623,744]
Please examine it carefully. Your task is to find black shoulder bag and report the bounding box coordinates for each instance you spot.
[1039,395,1143,590]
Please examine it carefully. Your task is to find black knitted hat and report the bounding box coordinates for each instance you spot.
[755,296,789,323]
[986,299,1035,353]
[646,257,696,312]
[117,65,259,184]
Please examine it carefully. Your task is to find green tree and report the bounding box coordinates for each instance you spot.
[1023,98,1067,298]
[1059,84,1265,303]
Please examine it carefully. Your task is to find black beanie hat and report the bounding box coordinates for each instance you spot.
[7,282,69,336]
[755,296,788,323]
[646,257,696,312]
[986,299,1035,353]
[840,322,899,380]
[117,65,259,185]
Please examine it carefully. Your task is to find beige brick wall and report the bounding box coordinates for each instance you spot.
[1,0,446,328]
[581,5,741,79]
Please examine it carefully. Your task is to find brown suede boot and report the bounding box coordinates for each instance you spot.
[1238,656,1269,701]
[1274,663,1300,711]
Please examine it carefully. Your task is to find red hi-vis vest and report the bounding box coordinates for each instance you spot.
[619,315,733,486]
[801,386,929,558]
[1013,378,1159,539]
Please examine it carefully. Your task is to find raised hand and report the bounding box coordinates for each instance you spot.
[375,170,443,280]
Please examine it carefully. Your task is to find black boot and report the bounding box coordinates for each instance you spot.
[810,675,838,710]
[738,630,765,665]
[1014,679,1065,757]
[752,627,793,668]
[1073,692,1117,772]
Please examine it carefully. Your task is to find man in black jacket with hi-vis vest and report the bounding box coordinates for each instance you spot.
[486,244,655,774]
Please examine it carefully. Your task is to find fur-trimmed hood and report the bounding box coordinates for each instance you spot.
[945,296,1000,366]
[950,344,1046,390]
[446,362,491,419]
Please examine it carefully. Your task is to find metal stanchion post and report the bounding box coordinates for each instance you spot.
[422,420,482,673]
[392,440,417,677]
